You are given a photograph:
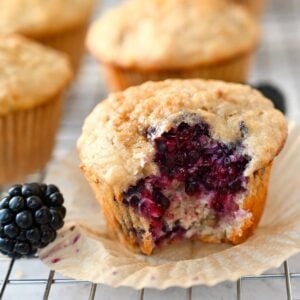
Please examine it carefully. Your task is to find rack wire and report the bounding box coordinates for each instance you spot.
[0,255,299,299]
[1,0,300,299]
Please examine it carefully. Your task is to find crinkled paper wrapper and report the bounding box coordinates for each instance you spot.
[40,123,300,289]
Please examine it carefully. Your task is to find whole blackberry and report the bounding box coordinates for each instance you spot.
[0,183,66,258]
[253,82,286,114]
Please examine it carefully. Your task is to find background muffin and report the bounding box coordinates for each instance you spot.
[0,35,72,184]
[0,0,95,72]
[87,0,260,91]
[231,0,267,17]
[78,79,287,255]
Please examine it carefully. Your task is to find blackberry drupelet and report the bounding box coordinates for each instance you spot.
[0,183,66,258]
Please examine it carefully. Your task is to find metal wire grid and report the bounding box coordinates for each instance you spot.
[1,0,300,299]
[0,255,299,300]
[0,69,299,300]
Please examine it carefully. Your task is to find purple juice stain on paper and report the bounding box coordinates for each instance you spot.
[72,234,81,245]
[51,258,61,264]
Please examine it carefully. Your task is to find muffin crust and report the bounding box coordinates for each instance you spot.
[0,0,95,38]
[78,79,287,197]
[78,79,287,254]
[0,35,72,115]
[87,0,259,70]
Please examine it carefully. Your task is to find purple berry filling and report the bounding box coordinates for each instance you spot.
[123,121,251,244]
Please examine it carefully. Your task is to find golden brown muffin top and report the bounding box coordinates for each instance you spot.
[0,35,72,115]
[78,79,287,194]
[87,0,259,70]
[0,0,95,38]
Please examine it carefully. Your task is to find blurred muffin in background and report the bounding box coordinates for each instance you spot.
[87,0,260,91]
[0,0,95,73]
[231,0,267,17]
[0,35,72,184]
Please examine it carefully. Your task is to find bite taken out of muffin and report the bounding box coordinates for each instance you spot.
[78,79,287,255]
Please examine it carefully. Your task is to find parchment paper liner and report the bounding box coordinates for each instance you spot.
[103,53,252,91]
[39,122,300,289]
[0,94,62,185]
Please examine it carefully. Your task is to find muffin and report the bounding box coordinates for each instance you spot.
[87,0,260,91]
[232,0,267,17]
[0,0,95,72]
[78,79,287,255]
[0,35,72,184]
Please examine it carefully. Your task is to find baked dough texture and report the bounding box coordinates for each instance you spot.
[0,0,95,72]
[0,35,72,115]
[87,0,259,70]
[0,0,95,38]
[78,79,287,254]
[0,35,72,184]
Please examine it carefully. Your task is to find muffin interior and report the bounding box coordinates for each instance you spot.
[123,121,252,250]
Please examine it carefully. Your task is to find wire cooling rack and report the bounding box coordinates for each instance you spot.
[1,0,300,299]
[0,239,299,300]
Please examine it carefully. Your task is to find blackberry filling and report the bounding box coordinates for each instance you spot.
[123,121,251,245]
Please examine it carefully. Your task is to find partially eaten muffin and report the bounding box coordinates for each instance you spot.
[78,79,287,255]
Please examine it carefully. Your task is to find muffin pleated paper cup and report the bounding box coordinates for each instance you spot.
[0,95,63,185]
[39,122,300,289]
[103,53,252,91]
